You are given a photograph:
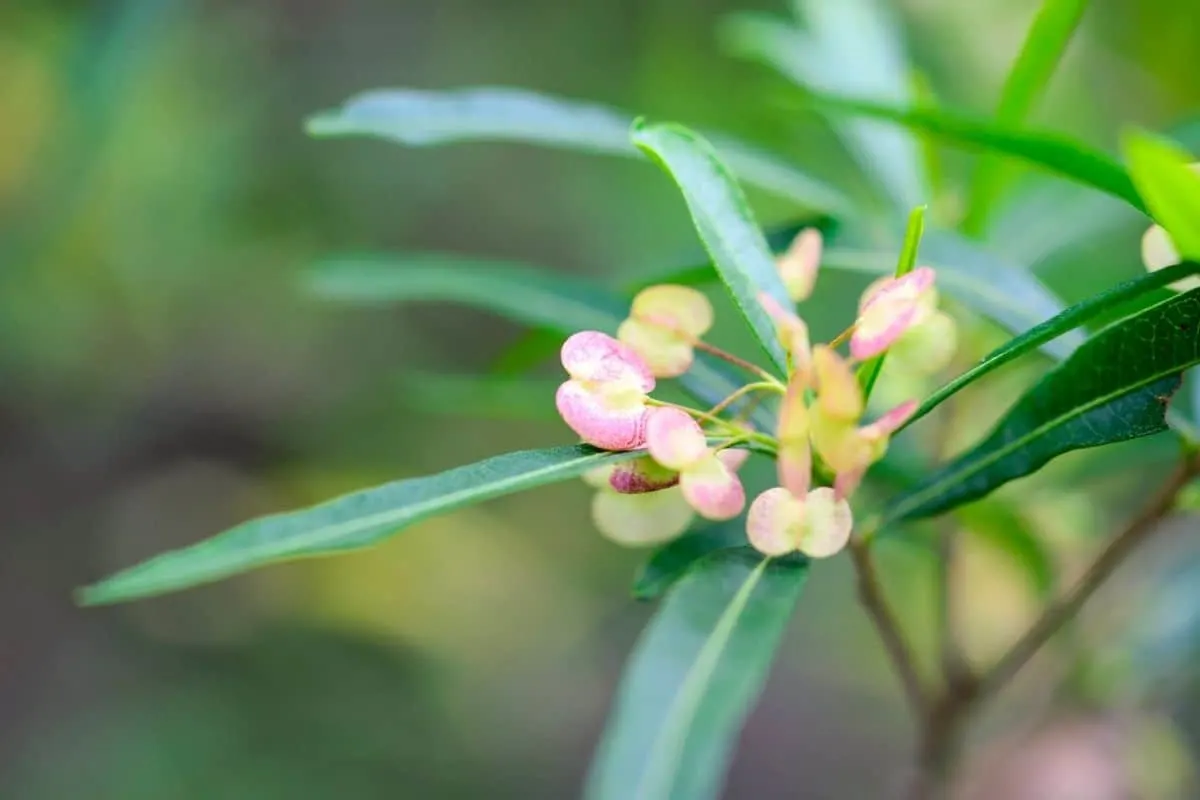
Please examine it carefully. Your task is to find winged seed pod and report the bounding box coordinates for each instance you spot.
[556,331,656,450]
[618,284,714,378]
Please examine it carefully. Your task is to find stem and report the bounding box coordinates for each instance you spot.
[828,324,856,349]
[976,455,1198,698]
[734,391,768,426]
[645,398,736,430]
[692,340,783,386]
[849,538,929,717]
[645,398,779,451]
[935,519,966,683]
[902,453,1198,800]
[932,381,968,684]
[706,380,785,417]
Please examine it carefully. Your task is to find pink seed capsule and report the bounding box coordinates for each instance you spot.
[608,456,680,494]
[555,380,650,451]
[796,487,853,558]
[618,285,714,378]
[645,406,709,470]
[746,487,805,556]
[851,268,938,361]
[629,284,714,337]
[591,486,695,547]
[560,331,655,391]
[679,456,746,520]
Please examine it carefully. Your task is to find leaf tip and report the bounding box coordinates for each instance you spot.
[74,583,110,608]
[629,579,657,602]
[304,111,344,138]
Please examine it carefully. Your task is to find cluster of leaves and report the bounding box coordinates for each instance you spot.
[80,0,1200,796]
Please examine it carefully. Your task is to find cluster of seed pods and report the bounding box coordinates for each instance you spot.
[556,230,957,558]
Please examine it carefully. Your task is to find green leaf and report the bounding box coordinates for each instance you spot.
[1124,131,1200,258]
[963,0,1092,232]
[802,94,1146,213]
[79,446,636,605]
[987,179,1135,267]
[721,5,925,208]
[306,86,851,213]
[884,290,1200,523]
[858,205,926,398]
[631,122,799,375]
[304,252,764,424]
[306,253,625,332]
[905,262,1200,430]
[988,119,1200,267]
[586,551,807,800]
[631,523,751,601]
[629,219,836,292]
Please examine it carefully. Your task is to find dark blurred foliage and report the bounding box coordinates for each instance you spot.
[3,0,1200,797]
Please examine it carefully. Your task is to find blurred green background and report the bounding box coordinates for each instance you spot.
[4,0,1200,797]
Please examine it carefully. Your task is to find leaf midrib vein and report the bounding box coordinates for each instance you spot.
[888,358,1190,521]
[634,558,769,799]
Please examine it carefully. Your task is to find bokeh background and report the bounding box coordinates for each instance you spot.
[4,0,1200,797]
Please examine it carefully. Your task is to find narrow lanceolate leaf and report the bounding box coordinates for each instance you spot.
[308,253,625,331]
[905,261,1200,430]
[631,523,752,601]
[632,122,794,374]
[720,5,925,209]
[306,86,851,213]
[1124,131,1200,258]
[859,205,926,398]
[988,118,1200,266]
[587,551,807,800]
[80,446,635,605]
[964,0,1092,232]
[885,290,1200,523]
[803,94,1146,213]
[305,253,773,429]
